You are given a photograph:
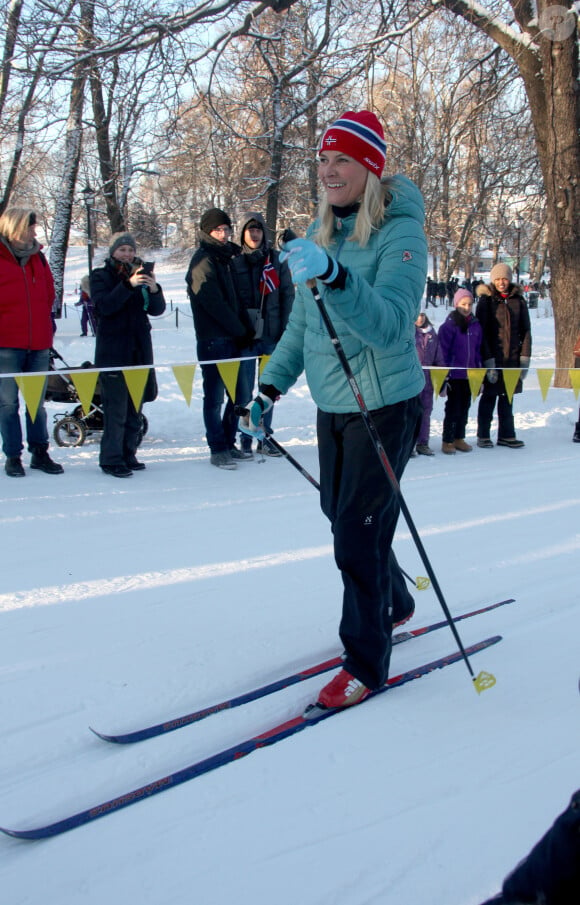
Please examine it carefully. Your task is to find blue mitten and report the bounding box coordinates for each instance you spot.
[520,357,530,380]
[279,238,338,284]
[239,393,273,440]
[486,369,499,384]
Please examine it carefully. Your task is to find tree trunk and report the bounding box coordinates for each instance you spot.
[525,26,580,384]
[48,1,94,314]
[441,0,580,385]
[49,74,85,316]
[90,64,125,234]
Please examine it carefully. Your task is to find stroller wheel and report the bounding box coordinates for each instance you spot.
[137,414,148,447]
[53,416,87,447]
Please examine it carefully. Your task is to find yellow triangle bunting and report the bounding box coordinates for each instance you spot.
[69,370,99,416]
[536,368,553,401]
[467,369,486,400]
[430,368,449,397]
[123,368,149,411]
[172,365,196,407]
[569,369,580,399]
[259,355,271,376]
[15,375,47,423]
[503,368,521,403]
[216,360,240,402]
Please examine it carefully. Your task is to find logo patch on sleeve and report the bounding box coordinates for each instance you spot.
[402,251,413,262]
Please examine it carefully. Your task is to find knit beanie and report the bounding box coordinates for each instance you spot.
[490,263,513,283]
[318,111,387,177]
[453,288,474,307]
[200,208,232,234]
[109,232,136,257]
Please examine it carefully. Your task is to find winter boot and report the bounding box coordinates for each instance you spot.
[497,437,525,449]
[210,451,237,470]
[230,446,253,460]
[29,446,64,474]
[317,669,371,709]
[416,443,434,456]
[257,439,282,457]
[125,454,146,471]
[454,439,473,452]
[573,423,580,443]
[101,463,133,478]
[441,442,456,455]
[5,456,25,477]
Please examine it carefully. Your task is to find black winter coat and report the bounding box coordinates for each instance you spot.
[91,259,166,368]
[186,234,253,343]
[231,212,294,344]
[476,282,531,396]
[475,284,531,369]
[480,789,580,905]
[231,247,294,344]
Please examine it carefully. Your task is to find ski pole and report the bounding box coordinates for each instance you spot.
[279,234,493,693]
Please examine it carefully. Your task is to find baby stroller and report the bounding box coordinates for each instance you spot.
[47,348,148,447]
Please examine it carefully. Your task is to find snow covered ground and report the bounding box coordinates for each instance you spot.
[1,248,578,904]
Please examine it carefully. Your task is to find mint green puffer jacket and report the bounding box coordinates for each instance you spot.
[261,175,427,413]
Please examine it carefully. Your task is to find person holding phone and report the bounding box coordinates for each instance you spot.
[91,232,165,477]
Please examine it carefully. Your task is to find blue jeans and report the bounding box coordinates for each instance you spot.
[197,338,244,454]
[0,348,50,457]
[238,340,276,450]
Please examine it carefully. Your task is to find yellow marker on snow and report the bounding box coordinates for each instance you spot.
[473,670,497,694]
[415,576,430,591]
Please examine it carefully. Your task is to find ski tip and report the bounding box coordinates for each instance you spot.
[88,726,121,743]
[0,825,37,840]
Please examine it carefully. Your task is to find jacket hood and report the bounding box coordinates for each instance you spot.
[383,175,425,226]
[238,211,268,250]
[477,281,521,298]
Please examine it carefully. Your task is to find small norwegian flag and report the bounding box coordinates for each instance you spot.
[259,256,280,295]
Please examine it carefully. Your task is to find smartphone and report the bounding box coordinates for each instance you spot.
[140,261,155,275]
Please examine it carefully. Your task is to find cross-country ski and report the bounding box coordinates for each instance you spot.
[91,598,514,744]
[1,636,501,840]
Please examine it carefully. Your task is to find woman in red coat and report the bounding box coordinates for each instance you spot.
[0,207,63,477]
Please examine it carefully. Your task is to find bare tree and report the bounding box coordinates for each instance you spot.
[436,0,579,382]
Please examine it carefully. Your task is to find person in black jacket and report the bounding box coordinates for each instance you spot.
[91,232,166,477]
[186,208,254,470]
[479,789,580,905]
[475,263,531,449]
[231,212,294,457]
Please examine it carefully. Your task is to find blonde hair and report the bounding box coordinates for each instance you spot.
[0,207,36,243]
[314,173,389,249]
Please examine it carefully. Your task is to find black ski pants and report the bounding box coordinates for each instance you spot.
[317,395,422,689]
[99,371,143,468]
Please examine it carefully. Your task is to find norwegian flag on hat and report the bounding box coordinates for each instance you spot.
[259,256,280,295]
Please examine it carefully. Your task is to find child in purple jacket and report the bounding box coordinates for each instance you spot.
[414,312,445,455]
[438,288,485,454]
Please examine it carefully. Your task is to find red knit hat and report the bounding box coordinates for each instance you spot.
[318,111,387,177]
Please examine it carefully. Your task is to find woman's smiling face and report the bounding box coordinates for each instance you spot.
[318,150,368,207]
